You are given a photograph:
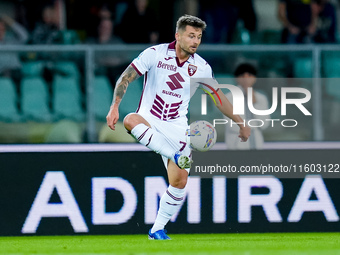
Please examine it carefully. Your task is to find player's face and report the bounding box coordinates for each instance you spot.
[176,25,202,55]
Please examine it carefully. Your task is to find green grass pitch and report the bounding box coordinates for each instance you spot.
[0,233,339,255]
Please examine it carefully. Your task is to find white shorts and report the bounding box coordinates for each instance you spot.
[141,113,191,173]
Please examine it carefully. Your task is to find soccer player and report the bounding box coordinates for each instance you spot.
[106,14,251,240]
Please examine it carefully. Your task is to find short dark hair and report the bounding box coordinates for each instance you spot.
[176,15,207,32]
[234,63,257,77]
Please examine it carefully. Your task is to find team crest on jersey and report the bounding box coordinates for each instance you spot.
[188,64,197,76]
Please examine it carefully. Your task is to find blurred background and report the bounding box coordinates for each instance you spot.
[0,0,340,145]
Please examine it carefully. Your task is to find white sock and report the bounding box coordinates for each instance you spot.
[151,185,186,233]
[131,123,176,160]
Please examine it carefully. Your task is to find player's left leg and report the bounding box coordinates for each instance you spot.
[149,160,188,240]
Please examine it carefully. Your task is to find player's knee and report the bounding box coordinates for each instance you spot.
[123,113,150,131]
[123,113,137,131]
[170,178,187,189]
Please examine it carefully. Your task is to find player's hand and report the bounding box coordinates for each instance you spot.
[106,105,119,130]
[238,125,251,142]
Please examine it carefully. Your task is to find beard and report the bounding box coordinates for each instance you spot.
[180,44,196,55]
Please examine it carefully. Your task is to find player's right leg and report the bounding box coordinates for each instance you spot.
[124,113,191,169]
[149,160,189,240]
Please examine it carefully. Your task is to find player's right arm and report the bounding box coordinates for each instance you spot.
[106,64,141,130]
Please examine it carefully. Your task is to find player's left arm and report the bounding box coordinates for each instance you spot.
[213,89,251,142]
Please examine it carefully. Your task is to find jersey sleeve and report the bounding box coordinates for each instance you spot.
[200,64,219,94]
[206,63,215,79]
[131,46,157,76]
[190,63,218,98]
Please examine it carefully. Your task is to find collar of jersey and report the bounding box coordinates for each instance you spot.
[167,40,195,66]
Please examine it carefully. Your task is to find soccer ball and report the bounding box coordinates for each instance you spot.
[186,120,217,152]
